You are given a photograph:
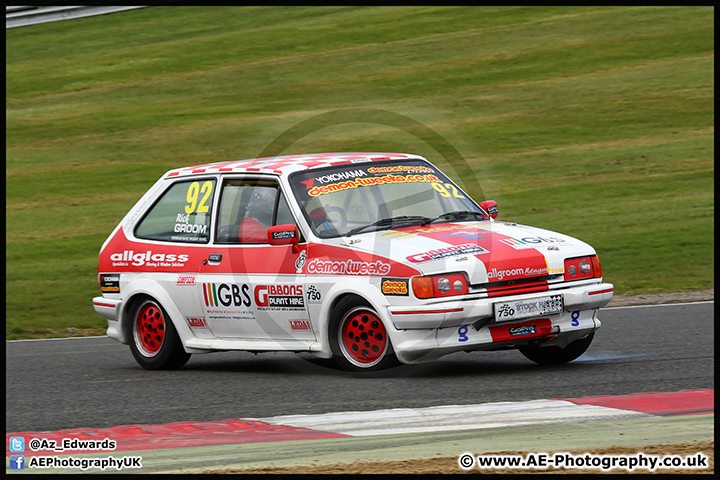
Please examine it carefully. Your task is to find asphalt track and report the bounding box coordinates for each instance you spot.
[6,302,713,434]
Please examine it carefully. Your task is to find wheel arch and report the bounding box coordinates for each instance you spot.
[314,278,395,356]
[118,279,195,352]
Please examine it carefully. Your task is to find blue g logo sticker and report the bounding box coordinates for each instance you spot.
[458,325,469,342]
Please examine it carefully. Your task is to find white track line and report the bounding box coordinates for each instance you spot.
[254,400,650,436]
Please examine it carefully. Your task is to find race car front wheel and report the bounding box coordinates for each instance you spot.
[330,296,399,371]
[128,298,191,370]
[518,332,595,365]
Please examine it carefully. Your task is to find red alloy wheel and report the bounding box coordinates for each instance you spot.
[340,308,388,366]
[135,302,166,356]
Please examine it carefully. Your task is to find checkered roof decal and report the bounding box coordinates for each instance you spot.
[165,152,418,178]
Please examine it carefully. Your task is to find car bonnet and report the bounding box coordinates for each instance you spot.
[333,221,595,285]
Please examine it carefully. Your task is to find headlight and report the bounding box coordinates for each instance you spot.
[564,255,602,281]
[412,273,468,299]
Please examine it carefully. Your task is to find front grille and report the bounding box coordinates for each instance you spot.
[470,275,562,298]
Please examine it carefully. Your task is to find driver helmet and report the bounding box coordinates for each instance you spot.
[246,188,275,225]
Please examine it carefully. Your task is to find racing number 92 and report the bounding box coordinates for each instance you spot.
[432,182,465,199]
[186,181,213,214]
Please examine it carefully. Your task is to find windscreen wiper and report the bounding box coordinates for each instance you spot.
[346,215,430,237]
[421,210,487,226]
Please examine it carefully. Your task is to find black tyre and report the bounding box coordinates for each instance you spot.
[518,332,594,365]
[329,296,399,372]
[128,298,191,370]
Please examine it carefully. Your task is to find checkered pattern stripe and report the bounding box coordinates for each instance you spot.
[165,152,414,178]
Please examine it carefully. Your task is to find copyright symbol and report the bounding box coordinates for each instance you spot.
[29,438,41,451]
[458,453,475,470]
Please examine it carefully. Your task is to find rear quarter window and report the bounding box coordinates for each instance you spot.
[135,179,216,243]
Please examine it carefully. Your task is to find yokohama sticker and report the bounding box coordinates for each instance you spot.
[99,274,120,293]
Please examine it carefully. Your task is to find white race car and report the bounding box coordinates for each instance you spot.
[93,152,613,371]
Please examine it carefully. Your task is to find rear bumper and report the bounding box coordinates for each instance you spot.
[93,297,125,343]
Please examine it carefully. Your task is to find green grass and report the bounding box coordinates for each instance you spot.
[6,6,714,339]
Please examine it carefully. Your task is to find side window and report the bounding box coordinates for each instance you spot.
[216,179,298,244]
[275,191,295,226]
[135,179,215,243]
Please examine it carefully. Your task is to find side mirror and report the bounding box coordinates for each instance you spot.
[479,200,498,219]
[267,224,299,245]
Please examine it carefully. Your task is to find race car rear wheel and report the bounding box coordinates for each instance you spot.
[518,332,594,365]
[128,298,191,370]
[330,296,399,371]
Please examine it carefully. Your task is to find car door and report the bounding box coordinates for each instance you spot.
[197,176,315,341]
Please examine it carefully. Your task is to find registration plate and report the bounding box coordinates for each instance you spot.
[494,295,564,322]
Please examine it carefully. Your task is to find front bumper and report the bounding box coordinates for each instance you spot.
[385,282,613,364]
[387,282,614,329]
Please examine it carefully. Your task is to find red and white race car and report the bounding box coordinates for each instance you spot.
[93,152,613,371]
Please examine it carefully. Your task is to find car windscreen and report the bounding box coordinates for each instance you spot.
[289,159,483,238]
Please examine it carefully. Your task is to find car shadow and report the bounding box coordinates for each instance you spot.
[172,350,600,379]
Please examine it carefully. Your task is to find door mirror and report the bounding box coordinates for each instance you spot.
[268,224,299,245]
[479,200,498,219]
